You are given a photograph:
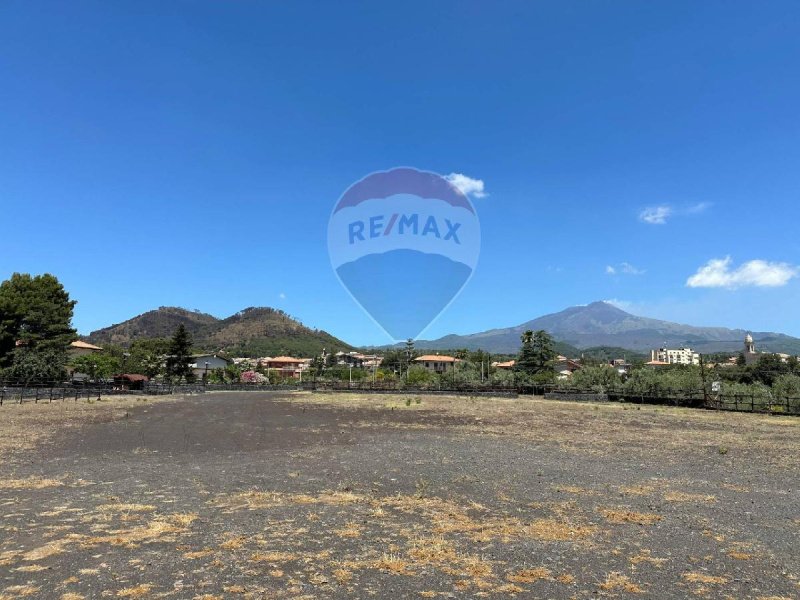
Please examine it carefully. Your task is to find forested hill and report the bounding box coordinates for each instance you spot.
[85,306,352,357]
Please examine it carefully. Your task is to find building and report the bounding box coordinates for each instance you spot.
[644,360,670,368]
[553,357,582,378]
[742,333,759,365]
[741,333,797,365]
[68,340,104,359]
[492,359,515,370]
[650,347,700,366]
[413,355,460,374]
[189,354,231,379]
[262,356,311,378]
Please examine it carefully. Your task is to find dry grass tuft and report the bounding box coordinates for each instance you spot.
[506,566,551,583]
[599,572,643,593]
[116,585,153,598]
[219,535,247,550]
[333,568,353,584]
[250,551,297,563]
[664,491,717,503]
[334,522,362,538]
[1,585,40,597]
[0,477,62,490]
[682,572,728,584]
[372,553,413,575]
[96,503,156,513]
[599,508,663,526]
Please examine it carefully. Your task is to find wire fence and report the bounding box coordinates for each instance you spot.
[0,380,797,416]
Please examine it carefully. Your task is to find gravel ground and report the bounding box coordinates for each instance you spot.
[0,391,798,599]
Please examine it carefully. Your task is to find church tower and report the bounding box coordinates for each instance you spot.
[745,333,755,354]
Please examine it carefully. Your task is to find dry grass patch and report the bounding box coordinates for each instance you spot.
[629,550,668,566]
[250,551,297,563]
[184,547,214,559]
[682,572,728,584]
[219,535,247,550]
[334,522,362,538]
[372,553,413,575]
[599,572,643,593]
[664,491,717,503]
[61,594,85,600]
[506,566,551,583]
[494,583,524,594]
[619,485,656,496]
[116,584,153,597]
[1,585,40,597]
[599,508,663,526]
[96,503,156,513]
[333,568,353,584]
[0,477,62,490]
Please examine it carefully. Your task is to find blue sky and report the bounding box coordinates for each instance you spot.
[2,1,799,345]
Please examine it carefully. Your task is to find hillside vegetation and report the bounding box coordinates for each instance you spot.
[86,306,352,357]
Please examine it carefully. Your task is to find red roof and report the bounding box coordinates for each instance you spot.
[414,355,459,362]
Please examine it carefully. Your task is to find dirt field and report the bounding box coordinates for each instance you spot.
[0,391,798,599]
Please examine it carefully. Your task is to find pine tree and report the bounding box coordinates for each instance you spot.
[514,329,555,379]
[0,273,77,380]
[166,324,193,382]
[515,330,538,375]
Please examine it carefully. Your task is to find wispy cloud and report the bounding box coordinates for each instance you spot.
[279,292,286,299]
[606,262,645,276]
[686,257,798,289]
[639,205,672,224]
[639,202,711,225]
[685,201,711,214]
[445,173,487,198]
[603,298,634,311]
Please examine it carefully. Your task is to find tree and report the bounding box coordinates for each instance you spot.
[515,330,555,380]
[309,355,325,377]
[752,354,789,386]
[326,349,338,368]
[0,273,77,380]
[165,325,193,382]
[405,339,416,361]
[127,338,170,379]
[567,365,621,393]
[71,353,121,382]
[773,373,800,399]
[5,348,67,384]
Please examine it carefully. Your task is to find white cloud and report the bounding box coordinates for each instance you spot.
[279,292,286,299]
[603,298,634,311]
[606,262,645,276]
[639,205,672,224]
[686,257,798,289]
[685,201,711,214]
[445,173,487,198]
[639,202,712,224]
[620,262,645,275]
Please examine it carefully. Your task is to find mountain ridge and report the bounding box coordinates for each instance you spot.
[85,306,353,357]
[415,301,800,355]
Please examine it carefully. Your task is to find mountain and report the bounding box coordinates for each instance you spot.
[417,301,800,355]
[85,306,352,357]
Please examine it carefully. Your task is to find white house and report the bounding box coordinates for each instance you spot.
[190,354,231,379]
[413,355,460,374]
[650,347,700,366]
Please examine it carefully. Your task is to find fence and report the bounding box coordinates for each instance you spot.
[1,380,798,416]
[547,387,800,415]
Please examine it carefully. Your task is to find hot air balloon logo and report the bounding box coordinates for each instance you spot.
[328,167,481,341]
